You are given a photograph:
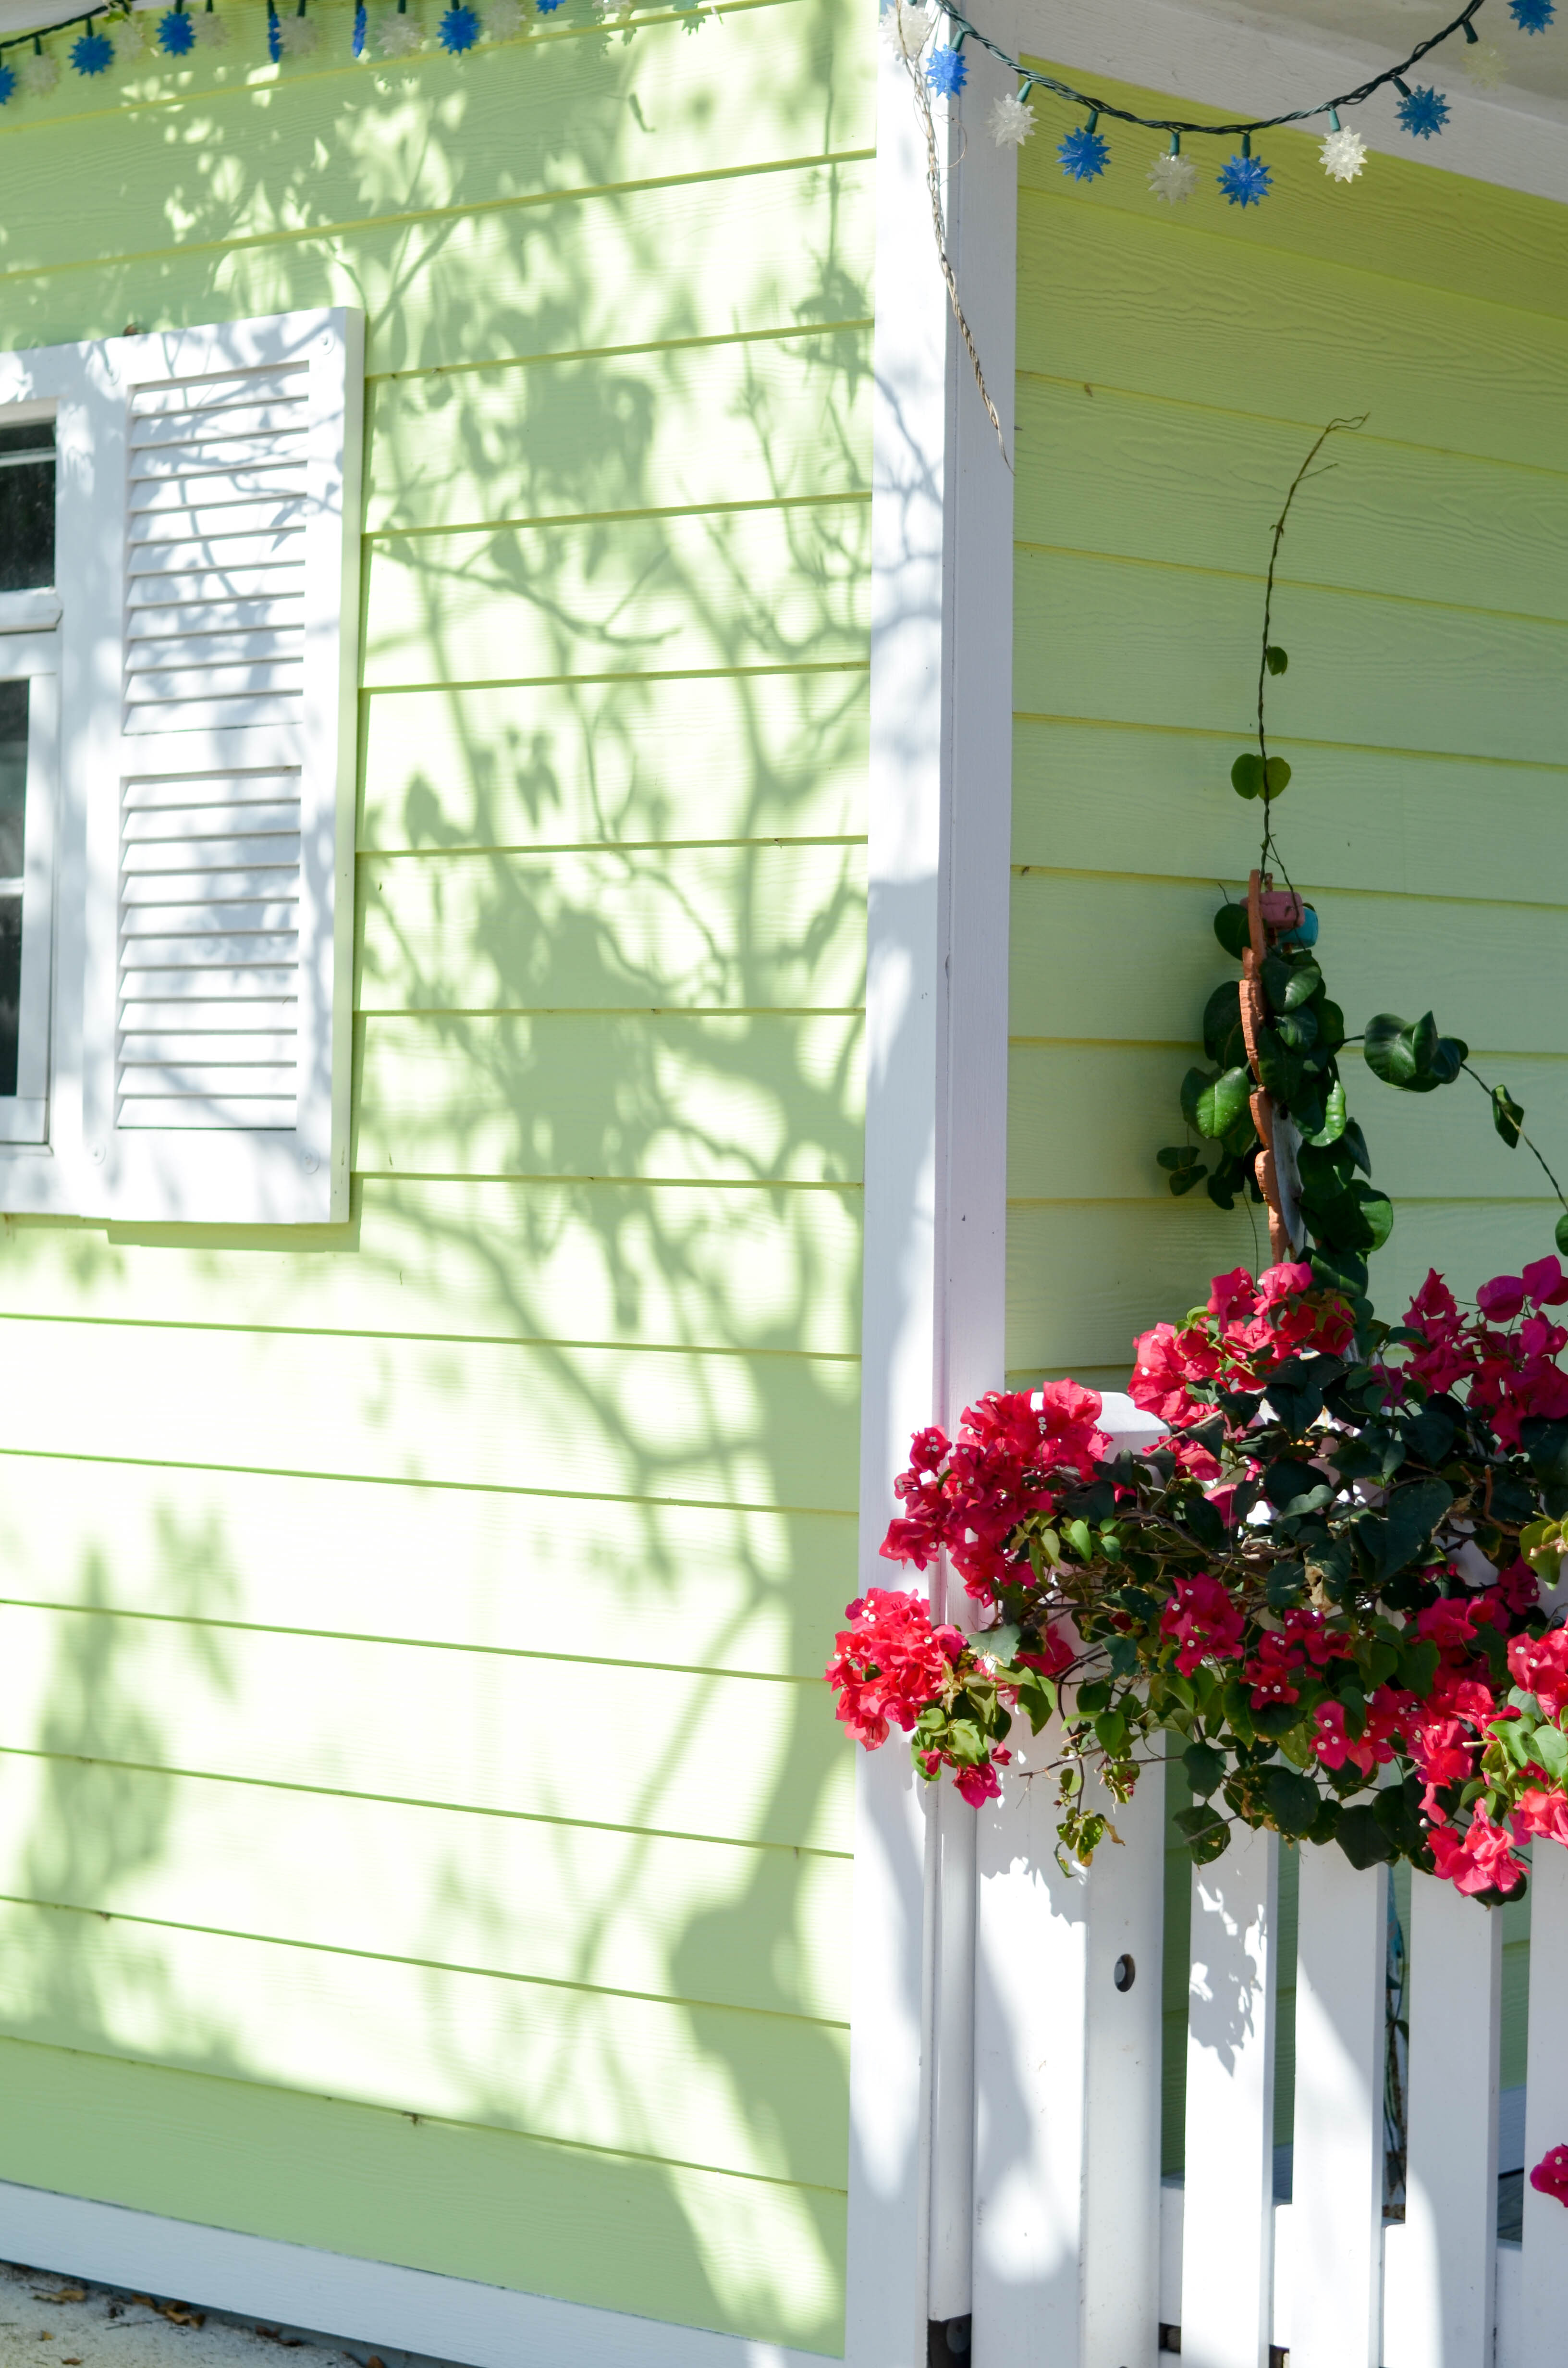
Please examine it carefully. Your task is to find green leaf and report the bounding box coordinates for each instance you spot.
[1158,1145,1204,1173]
[1557,1212,1568,1259]
[1364,1012,1423,1091]
[1213,901,1251,960]
[1264,756,1292,798]
[1276,1005,1319,1054]
[1202,981,1246,1066]
[1536,1725,1568,1779]
[1264,1457,1326,1513]
[1066,1520,1094,1563]
[1262,953,1322,1013]
[1017,1673,1057,1733]
[1316,1000,1347,1054]
[1255,1029,1303,1105]
[1300,1079,1348,1148]
[1336,1802,1398,1869]
[1183,1740,1227,1798]
[1364,1477,1454,1583]
[1522,1418,1568,1490]
[1492,1085,1525,1149]
[1169,1164,1206,1198]
[1231,752,1265,801]
[1261,1764,1321,1837]
[1185,1065,1253,1141]
[1264,644,1289,676]
[1396,1636,1439,1699]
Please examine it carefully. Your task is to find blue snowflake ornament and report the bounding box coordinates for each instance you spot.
[1510,0,1555,29]
[0,62,16,100]
[71,27,114,72]
[536,0,564,13]
[267,3,281,54]
[1058,123,1109,181]
[438,2,479,41]
[1218,150,1271,205]
[353,1,366,49]
[159,6,196,50]
[925,43,966,94]
[1396,84,1449,136]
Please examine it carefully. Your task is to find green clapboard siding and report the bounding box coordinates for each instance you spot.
[0,0,870,2351]
[1012,64,1568,2192]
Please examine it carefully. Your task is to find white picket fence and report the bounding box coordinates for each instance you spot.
[966,1402,1568,2368]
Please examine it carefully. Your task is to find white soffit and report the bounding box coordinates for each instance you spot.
[1009,0,1568,203]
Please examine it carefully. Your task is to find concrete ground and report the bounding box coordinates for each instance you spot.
[0,2263,463,2368]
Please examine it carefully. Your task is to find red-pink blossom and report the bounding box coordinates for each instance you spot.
[826,1589,952,1748]
[1525,1255,1568,1308]
[1255,1261,1315,1307]
[1161,1573,1245,1676]
[1207,1267,1257,1324]
[1508,1629,1568,1719]
[1514,1783,1568,1847]
[1531,2146,1568,2206]
[1427,1807,1525,1897]
[1478,1273,1528,1323]
[955,1757,1004,1807]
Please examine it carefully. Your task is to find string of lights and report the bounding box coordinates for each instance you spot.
[881,0,1556,204]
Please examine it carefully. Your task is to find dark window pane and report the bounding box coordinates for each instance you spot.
[0,420,54,593]
[0,676,29,1098]
[0,898,18,1097]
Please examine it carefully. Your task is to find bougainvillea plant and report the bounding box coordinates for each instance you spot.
[828,1255,1568,1898]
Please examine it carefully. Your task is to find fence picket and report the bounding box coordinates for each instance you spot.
[1290,1848,1386,2368]
[1521,1837,1568,2354]
[1180,1822,1279,2368]
[1080,1763,1165,2368]
[1383,1872,1502,2368]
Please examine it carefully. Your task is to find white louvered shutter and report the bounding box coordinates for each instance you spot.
[79,308,362,1222]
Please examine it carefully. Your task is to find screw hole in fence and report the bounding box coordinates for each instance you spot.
[1113,1952,1136,1991]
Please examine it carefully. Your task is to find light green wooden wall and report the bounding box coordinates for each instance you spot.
[0,3,870,2350]
[1011,64,1568,2186]
[1009,69,1568,1397]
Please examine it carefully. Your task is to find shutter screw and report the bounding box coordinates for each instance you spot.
[299,1151,318,1175]
[1113,1954,1136,1991]
[88,1142,105,1165]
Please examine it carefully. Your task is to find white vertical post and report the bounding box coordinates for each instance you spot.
[1081,1762,1166,2368]
[1383,1872,1502,2368]
[1521,1838,1568,2355]
[1181,1823,1280,2368]
[971,1724,1090,2367]
[1292,1849,1387,2368]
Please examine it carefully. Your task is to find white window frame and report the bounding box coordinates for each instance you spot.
[0,631,61,1146]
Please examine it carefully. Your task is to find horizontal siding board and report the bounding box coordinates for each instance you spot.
[1008,1043,1568,1208]
[1014,546,1568,763]
[355,1012,865,1183]
[357,843,866,1015]
[0,1455,855,1680]
[0,2036,845,2351]
[0,1755,851,2020]
[0,160,874,383]
[1016,193,1568,476]
[362,502,870,691]
[0,1602,852,1851]
[1015,60,1568,321]
[1014,377,1568,624]
[0,1175,862,1357]
[1009,871,1568,1058]
[1011,720,1568,908]
[0,1903,847,2187]
[1006,1198,1568,1380]
[358,668,869,854]
[365,330,872,535]
[0,0,871,280]
[0,1320,861,1511]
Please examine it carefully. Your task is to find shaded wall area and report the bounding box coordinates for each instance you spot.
[0,1,870,2351]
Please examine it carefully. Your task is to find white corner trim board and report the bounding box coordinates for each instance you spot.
[0,2180,832,2368]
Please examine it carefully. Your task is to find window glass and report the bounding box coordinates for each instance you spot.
[0,678,30,1096]
[0,420,54,592]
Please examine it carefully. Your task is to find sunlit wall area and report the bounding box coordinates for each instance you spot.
[0,2,870,2350]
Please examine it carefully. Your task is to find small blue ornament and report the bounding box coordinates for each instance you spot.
[1396,84,1449,136]
[267,3,281,54]
[925,43,966,94]
[438,2,479,43]
[1058,123,1109,181]
[1510,0,1555,29]
[1276,904,1320,950]
[353,0,366,49]
[71,27,114,72]
[0,62,16,100]
[536,0,564,13]
[158,6,196,49]
[1218,150,1271,204]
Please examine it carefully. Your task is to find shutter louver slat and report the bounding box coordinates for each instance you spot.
[116,764,302,1130]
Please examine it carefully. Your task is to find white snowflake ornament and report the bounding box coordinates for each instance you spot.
[1147,149,1198,203]
[1463,37,1507,86]
[378,8,420,51]
[878,0,933,62]
[277,12,318,52]
[193,8,229,43]
[1320,123,1367,182]
[485,0,523,30]
[114,12,147,57]
[988,90,1035,148]
[19,49,59,92]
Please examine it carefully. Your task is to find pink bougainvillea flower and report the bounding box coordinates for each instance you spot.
[1524,1255,1568,1308]
[1513,1783,1568,1846]
[1016,1622,1075,1678]
[1477,1273,1528,1322]
[1207,1267,1257,1324]
[1508,1628,1568,1719]
[1427,1807,1526,1897]
[1255,1261,1315,1307]
[826,1588,954,1748]
[955,1758,1004,1807]
[1531,2145,1568,2206]
[1160,1572,1245,1675]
